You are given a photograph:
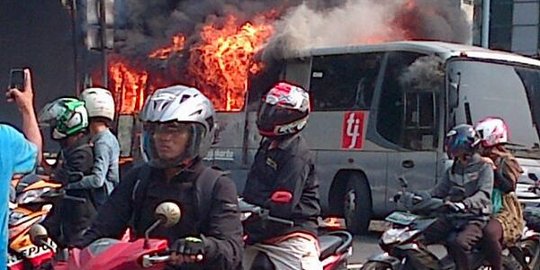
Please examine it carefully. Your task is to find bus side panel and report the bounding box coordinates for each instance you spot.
[209,112,255,192]
[303,111,390,214]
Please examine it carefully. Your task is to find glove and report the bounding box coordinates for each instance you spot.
[173,236,205,260]
[445,201,466,212]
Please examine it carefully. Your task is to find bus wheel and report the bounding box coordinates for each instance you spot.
[343,174,372,235]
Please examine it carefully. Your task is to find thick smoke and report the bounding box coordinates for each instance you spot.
[265,0,471,58]
[399,56,445,92]
[115,0,470,59]
[114,0,302,57]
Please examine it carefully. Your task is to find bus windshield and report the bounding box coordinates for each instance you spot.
[447,59,540,157]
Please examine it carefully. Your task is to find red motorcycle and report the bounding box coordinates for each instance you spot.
[30,198,352,270]
[29,202,181,270]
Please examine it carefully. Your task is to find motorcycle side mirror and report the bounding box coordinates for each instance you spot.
[144,202,181,249]
[29,224,55,250]
[448,71,460,109]
[154,202,182,228]
[398,177,408,188]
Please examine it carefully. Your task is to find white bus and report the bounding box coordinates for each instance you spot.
[207,41,540,234]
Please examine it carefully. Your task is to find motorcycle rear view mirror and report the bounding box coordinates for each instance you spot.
[29,224,55,250]
[155,202,182,227]
[144,202,181,249]
[397,177,409,188]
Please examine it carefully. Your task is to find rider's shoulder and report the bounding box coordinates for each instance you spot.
[122,162,151,183]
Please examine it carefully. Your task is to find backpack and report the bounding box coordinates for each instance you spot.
[130,164,228,234]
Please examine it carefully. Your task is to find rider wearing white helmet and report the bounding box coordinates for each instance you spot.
[72,87,120,206]
[78,85,243,270]
[475,117,524,270]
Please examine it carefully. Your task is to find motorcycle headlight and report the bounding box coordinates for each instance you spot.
[381,228,420,245]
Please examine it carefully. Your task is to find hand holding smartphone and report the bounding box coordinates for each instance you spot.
[9,68,26,91]
[6,68,33,108]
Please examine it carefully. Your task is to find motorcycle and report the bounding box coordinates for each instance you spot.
[238,197,353,270]
[8,174,62,270]
[8,173,89,270]
[29,202,180,270]
[362,177,540,270]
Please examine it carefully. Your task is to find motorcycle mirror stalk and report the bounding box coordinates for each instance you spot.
[143,202,181,249]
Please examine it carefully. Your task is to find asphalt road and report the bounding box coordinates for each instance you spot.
[349,232,382,268]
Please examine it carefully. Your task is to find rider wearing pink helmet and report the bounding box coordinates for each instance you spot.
[475,117,524,270]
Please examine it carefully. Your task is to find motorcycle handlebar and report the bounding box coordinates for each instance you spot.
[393,191,473,215]
[238,199,294,227]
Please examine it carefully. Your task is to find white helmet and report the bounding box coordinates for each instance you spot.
[474,117,509,147]
[80,87,115,121]
[139,85,217,168]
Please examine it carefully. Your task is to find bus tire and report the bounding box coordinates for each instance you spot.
[343,173,372,235]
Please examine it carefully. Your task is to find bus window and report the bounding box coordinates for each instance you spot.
[310,53,383,111]
[376,52,440,149]
[403,92,438,150]
[284,57,312,89]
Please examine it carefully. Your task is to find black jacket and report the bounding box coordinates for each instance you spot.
[242,135,321,244]
[46,136,97,247]
[78,159,243,270]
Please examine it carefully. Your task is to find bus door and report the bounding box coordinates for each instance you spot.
[373,52,443,211]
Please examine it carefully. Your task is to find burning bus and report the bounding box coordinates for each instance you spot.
[207,41,540,234]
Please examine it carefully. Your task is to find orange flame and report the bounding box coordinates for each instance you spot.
[148,34,186,60]
[102,14,274,113]
[188,15,274,111]
[109,61,148,114]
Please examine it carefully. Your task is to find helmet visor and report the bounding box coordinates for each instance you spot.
[142,121,205,168]
[257,103,306,136]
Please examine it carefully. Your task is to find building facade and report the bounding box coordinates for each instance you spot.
[473,0,540,57]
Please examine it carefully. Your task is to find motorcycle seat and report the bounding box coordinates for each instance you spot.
[319,235,343,260]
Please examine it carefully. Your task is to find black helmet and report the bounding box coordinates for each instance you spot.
[256,82,310,138]
[445,124,480,159]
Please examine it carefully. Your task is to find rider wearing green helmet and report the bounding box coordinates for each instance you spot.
[38,97,98,247]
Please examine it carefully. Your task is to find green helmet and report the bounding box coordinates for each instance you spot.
[38,97,89,140]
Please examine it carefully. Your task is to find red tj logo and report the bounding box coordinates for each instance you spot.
[342,111,365,149]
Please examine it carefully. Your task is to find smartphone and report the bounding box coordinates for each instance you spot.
[9,68,25,90]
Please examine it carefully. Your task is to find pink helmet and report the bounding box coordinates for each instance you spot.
[474,117,509,147]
